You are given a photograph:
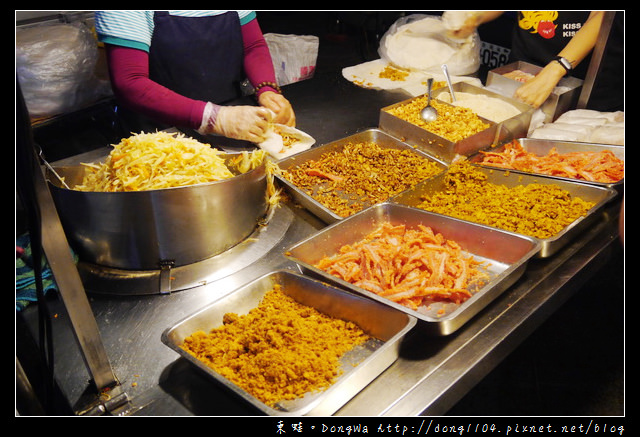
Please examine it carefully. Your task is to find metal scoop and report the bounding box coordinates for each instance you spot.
[420,78,438,122]
[441,64,456,102]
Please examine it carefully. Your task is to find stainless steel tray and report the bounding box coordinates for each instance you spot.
[286,203,539,335]
[392,165,617,258]
[468,137,624,191]
[161,270,416,416]
[275,128,446,224]
[47,152,268,270]
[487,61,583,123]
[379,82,533,163]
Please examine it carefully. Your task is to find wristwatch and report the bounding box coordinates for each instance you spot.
[553,56,573,75]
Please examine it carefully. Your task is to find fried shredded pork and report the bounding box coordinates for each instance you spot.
[282,141,442,217]
[74,131,265,192]
[479,139,624,183]
[416,160,595,239]
[378,65,410,81]
[385,96,489,142]
[316,222,488,310]
[180,285,370,407]
[272,125,298,154]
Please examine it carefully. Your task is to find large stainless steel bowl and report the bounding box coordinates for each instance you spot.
[47,155,268,271]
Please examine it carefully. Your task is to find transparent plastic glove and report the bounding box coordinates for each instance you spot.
[258,91,296,127]
[201,104,273,143]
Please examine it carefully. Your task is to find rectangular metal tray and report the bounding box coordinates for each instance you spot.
[379,82,534,164]
[161,270,416,416]
[275,128,447,224]
[468,137,624,191]
[487,61,583,123]
[391,165,617,258]
[286,203,540,335]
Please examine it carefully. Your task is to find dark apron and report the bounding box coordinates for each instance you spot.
[508,11,592,80]
[149,11,245,104]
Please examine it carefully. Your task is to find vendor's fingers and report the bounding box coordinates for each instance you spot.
[259,92,296,127]
[514,86,548,108]
[257,107,274,122]
[253,113,270,133]
[247,132,267,143]
[273,106,296,127]
[250,112,271,142]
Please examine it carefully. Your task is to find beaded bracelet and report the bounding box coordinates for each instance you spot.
[254,81,282,94]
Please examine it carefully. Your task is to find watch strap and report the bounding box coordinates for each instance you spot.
[554,56,573,75]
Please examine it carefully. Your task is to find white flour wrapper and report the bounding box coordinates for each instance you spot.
[342,59,430,91]
[257,124,315,159]
[342,59,482,97]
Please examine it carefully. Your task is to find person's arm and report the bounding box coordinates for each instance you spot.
[447,11,505,39]
[557,11,605,69]
[106,43,272,142]
[241,18,278,97]
[241,18,296,126]
[105,44,206,129]
[514,11,605,108]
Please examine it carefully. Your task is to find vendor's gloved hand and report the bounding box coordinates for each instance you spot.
[513,61,566,108]
[258,91,296,127]
[199,103,273,143]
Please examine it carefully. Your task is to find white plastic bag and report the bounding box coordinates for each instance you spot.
[264,33,319,86]
[16,22,111,118]
[378,14,480,76]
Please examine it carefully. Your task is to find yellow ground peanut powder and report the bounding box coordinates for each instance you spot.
[416,161,595,239]
[180,285,370,407]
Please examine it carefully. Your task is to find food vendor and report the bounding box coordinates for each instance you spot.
[446,11,623,111]
[94,11,296,144]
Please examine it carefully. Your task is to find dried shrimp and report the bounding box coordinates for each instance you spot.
[316,222,489,310]
[479,139,624,183]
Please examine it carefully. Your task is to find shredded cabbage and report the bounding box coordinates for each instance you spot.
[75,131,264,192]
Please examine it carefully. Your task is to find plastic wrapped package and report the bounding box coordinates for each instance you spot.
[16,22,111,119]
[264,33,319,86]
[529,109,624,145]
[378,14,481,76]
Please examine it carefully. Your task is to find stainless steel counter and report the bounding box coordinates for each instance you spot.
[20,70,624,417]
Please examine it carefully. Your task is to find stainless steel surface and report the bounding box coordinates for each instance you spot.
[392,165,617,258]
[286,203,539,335]
[420,78,438,122]
[276,128,446,224]
[162,270,416,416]
[39,147,70,189]
[487,61,583,123]
[20,65,623,417]
[32,150,119,393]
[468,137,625,190]
[380,82,533,163]
[47,154,268,271]
[75,205,294,295]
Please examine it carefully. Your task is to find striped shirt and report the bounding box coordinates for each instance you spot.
[94,11,257,51]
